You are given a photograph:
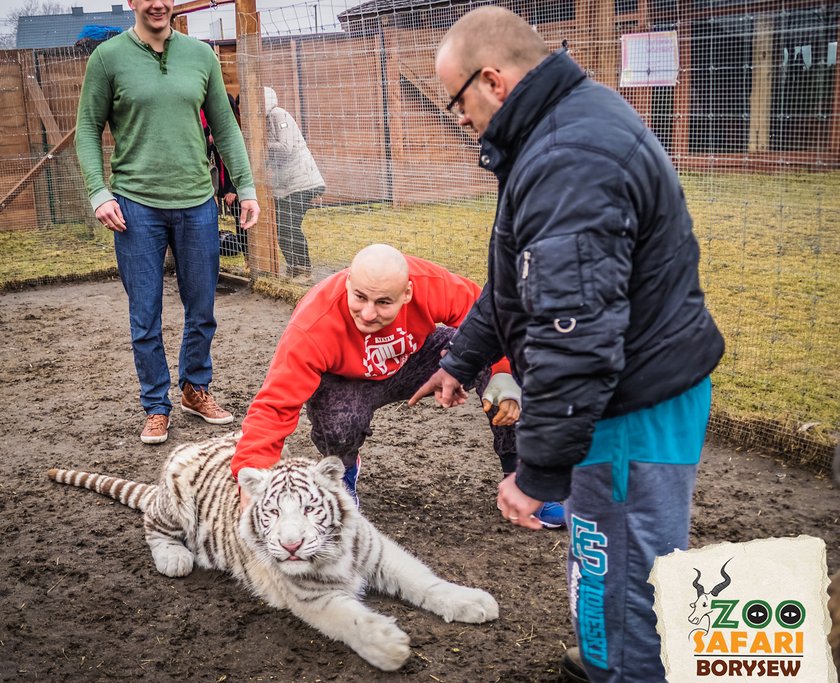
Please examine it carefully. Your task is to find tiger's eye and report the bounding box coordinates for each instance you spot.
[304,505,314,514]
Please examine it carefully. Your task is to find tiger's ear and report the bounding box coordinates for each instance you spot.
[237,467,272,499]
[316,456,345,482]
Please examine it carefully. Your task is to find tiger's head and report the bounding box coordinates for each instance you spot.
[238,456,356,576]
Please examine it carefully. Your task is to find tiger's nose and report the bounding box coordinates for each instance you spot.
[281,540,303,554]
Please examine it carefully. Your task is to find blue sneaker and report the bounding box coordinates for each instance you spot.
[342,455,361,508]
[534,501,566,529]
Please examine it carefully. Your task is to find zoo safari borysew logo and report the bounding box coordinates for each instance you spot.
[688,559,807,677]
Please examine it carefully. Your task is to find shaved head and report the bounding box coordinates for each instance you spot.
[349,243,409,285]
[345,244,412,334]
[437,6,549,79]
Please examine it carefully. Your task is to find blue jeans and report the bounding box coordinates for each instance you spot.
[114,195,220,415]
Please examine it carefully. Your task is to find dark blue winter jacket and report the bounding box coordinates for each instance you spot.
[440,50,725,501]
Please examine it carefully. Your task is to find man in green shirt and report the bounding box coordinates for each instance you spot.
[75,0,260,445]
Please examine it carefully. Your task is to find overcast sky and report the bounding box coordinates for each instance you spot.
[9,0,359,39]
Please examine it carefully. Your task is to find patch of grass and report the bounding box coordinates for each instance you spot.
[0,223,116,288]
[682,172,840,443]
[304,197,497,277]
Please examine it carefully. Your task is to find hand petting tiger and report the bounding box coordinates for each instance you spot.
[47,431,499,671]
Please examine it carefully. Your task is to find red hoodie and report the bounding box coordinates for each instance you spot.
[231,255,508,478]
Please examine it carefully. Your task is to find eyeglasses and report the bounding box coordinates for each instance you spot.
[446,69,482,118]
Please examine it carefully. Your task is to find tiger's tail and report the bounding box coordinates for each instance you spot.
[47,468,158,512]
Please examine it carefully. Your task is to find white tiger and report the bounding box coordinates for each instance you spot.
[47,431,498,671]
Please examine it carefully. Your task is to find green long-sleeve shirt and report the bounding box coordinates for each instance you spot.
[75,29,256,210]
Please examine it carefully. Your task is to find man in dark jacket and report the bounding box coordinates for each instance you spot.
[411,7,724,682]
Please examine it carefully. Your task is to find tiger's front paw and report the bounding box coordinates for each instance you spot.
[150,542,194,577]
[352,613,411,671]
[424,583,499,623]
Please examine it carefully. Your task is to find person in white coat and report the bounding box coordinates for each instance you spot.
[264,87,326,278]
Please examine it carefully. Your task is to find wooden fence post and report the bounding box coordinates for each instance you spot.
[672,19,692,163]
[381,17,403,207]
[289,39,303,131]
[235,0,281,279]
[594,0,617,90]
[749,14,773,154]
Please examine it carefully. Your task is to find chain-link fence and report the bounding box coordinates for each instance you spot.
[0,0,837,468]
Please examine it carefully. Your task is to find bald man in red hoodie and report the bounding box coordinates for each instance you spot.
[233,243,565,527]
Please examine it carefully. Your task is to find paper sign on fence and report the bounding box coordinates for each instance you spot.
[620,31,679,87]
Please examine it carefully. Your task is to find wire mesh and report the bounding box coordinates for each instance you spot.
[0,0,837,468]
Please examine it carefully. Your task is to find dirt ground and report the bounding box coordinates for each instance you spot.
[1,277,837,683]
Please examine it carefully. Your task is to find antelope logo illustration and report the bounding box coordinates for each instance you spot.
[688,559,733,637]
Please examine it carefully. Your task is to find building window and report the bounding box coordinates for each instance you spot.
[689,14,754,153]
[616,0,638,15]
[689,7,837,155]
[771,7,837,152]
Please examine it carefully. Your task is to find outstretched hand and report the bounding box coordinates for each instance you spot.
[497,474,543,530]
[408,367,468,408]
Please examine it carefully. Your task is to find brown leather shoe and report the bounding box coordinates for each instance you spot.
[141,413,170,444]
[180,382,234,425]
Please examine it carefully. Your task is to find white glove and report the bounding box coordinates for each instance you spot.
[481,372,521,407]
